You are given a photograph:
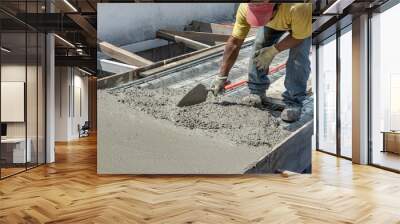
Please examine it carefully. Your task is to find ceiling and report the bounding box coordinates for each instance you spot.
[312,0,391,44]
[0,0,98,73]
[1,0,396,75]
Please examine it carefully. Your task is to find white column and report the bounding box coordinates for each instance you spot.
[311,45,317,150]
[352,14,369,164]
[55,67,73,141]
[45,0,56,163]
[46,32,55,163]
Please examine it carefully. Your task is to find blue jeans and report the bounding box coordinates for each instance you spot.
[248,26,311,106]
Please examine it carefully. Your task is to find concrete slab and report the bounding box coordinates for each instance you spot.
[98,43,314,174]
[98,91,271,174]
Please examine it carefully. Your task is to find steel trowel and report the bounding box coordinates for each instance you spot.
[176,80,247,107]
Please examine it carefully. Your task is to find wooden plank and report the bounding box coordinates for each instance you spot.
[188,20,257,37]
[98,41,153,67]
[187,20,234,35]
[97,70,137,89]
[158,30,229,43]
[98,59,137,74]
[157,30,211,50]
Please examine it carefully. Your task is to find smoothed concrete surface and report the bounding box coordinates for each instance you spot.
[98,91,271,174]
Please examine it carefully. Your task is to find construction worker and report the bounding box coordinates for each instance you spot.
[211,3,312,122]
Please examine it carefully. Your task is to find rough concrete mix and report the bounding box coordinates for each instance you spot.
[97,41,313,173]
[98,91,277,174]
[109,86,291,149]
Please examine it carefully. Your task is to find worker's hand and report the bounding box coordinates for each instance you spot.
[210,74,230,96]
[253,45,280,71]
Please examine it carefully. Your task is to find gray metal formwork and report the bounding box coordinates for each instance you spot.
[245,121,313,174]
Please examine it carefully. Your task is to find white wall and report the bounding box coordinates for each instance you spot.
[1,65,26,140]
[97,3,237,46]
[55,66,69,141]
[55,67,89,141]
[1,62,47,164]
[1,64,36,138]
[71,70,89,138]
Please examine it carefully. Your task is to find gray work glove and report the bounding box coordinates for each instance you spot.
[253,45,280,71]
[210,74,229,96]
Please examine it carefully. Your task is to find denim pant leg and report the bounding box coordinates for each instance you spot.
[282,37,312,106]
[248,27,285,95]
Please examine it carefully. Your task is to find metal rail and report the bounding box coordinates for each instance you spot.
[108,39,256,91]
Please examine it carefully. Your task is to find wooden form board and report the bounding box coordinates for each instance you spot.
[98,41,153,67]
[158,30,230,43]
[187,20,234,35]
[187,20,257,37]
[1,82,25,122]
[156,30,211,50]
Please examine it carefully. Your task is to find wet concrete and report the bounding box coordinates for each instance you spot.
[98,90,274,174]
[97,42,313,173]
[110,86,290,148]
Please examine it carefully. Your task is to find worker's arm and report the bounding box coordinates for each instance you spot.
[211,3,248,95]
[219,36,244,77]
[210,36,244,96]
[253,35,305,71]
[210,36,244,95]
[275,35,303,52]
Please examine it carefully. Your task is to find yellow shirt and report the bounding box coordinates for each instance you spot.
[232,3,312,40]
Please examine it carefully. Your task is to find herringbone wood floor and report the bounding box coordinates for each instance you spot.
[0,134,399,224]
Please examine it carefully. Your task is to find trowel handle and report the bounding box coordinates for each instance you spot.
[220,63,286,91]
[224,80,247,90]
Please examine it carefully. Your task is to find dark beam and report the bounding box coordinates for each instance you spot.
[51,0,97,47]
[14,13,82,32]
[67,13,97,39]
[65,13,97,47]
[86,0,97,12]
[55,56,96,70]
